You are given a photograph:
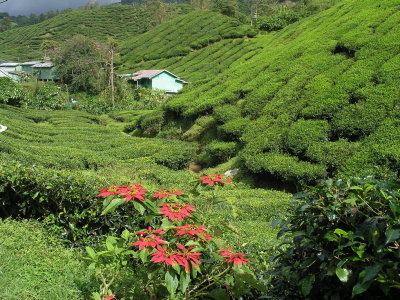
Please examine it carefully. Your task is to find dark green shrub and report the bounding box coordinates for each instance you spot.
[205,141,238,164]
[244,152,327,186]
[0,77,23,106]
[22,83,66,110]
[137,110,165,137]
[332,103,387,139]
[258,9,300,32]
[285,119,330,155]
[152,143,197,170]
[218,117,249,140]
[0,161,108,243]
[182,116,216,142]
[213,104,241,123]
[270,177,400,299]
[306,139,361,170]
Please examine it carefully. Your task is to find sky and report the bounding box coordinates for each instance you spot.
[0,0,120,16]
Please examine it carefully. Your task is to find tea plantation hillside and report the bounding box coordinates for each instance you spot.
[119,10,259,81]
[0,4,153,61]
[0,104,291,252]
[148,0,400,187]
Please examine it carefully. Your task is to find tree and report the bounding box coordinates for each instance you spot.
[212,0,239,17]
[0,17,11,32]
[49,35,109,94]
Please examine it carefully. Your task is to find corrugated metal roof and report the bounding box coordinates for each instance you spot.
[20,61,41,66]
[0,62,19,67]
[32,62,54,68]
[132,70,166,80]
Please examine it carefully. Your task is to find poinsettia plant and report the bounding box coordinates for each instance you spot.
[86,174,262,299]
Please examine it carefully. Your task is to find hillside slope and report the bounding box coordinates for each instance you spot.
[0,5,153,61]
[119,10,258,81]
[152,0,400,186]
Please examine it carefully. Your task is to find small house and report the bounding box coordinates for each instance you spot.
[17,61,42,74]
[0,62,21,81]
[122,70,188,94]
[31,62,57,81]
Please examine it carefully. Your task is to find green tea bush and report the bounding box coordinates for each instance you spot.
[136,110,165,137]
[0,161,107,242]
[332,103,387,139]
[244,152,327,186]
[205,141,238,165]
[306,139,361,170]
[22,83,67,110]
[182,116,216,142]
[258,9,301,32]
[270,177,400,299]
[218,117,249,140]
[0,219,95,299]
[0,78,23,106]
[285,119,330,155]
[213,104,242,123]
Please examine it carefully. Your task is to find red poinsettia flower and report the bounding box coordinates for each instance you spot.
[200,174,232,186]
[168,189,183,196]
[97,184,121,197]
[136,226,165,236]
[219,248,249,265]
[122,183,147,202]
[132,234,167,250]
[174,224,212,241]
[104,293,116,300]
[153,190,170,199]
[153,189,184,199]
[160,203,195,221]
[151,246,180,267]
[175,243,202,272]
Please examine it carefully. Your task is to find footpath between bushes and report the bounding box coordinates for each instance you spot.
[0,125,7,133]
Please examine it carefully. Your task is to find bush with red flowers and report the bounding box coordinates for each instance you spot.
[86,174,263,299]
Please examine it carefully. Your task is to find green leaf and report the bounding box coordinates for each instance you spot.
[207,288,230,300]
[172,263,181,274]
[133,201,146,215]
[92,292,102,300]
[85,246,96,260]
[102,197,125,215]
[334,228,348,236]
[139,248,149,263]
[385,228,400,244]
[300,275,315,296]
[344,197,357,205]
[179,270,190,293]
[325,231,339,242]
[121,229,131,241]
[358,264,382,284]
[292,231,306,237]
[165,270,179,295]
[352,281,372,297]
[106,236,116,251]
[336,268,350,283]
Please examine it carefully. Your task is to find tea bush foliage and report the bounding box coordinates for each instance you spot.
[0,219,94,299]
[120,10,255,70]
[147,0,400,187]
[270,177,400,299]
[0,4,153,60]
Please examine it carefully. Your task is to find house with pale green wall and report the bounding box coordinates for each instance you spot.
[31,62,57,81]
[122,70,188,94]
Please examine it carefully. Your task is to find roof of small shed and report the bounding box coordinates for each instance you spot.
[32,62,54,68]
[0,62,19,67]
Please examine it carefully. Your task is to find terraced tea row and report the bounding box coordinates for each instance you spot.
[159,0,400,185]
[0,105,196,171]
